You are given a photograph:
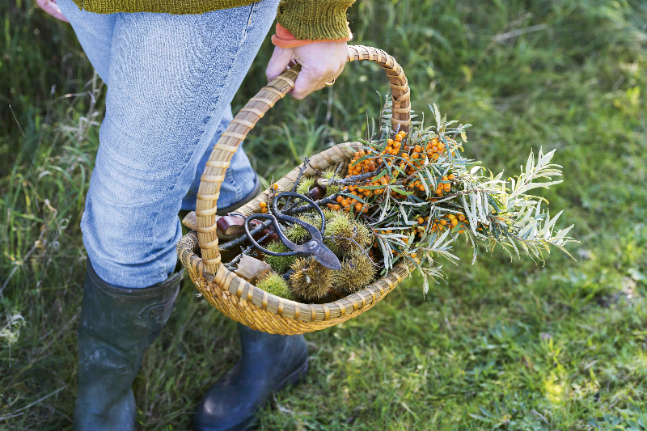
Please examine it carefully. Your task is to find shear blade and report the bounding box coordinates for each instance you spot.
[314,247,342,271]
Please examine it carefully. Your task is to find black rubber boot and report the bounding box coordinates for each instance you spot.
[73,261,183,431]
[194,325,309,431]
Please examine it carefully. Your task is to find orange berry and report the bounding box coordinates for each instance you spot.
[259,202,267,208]
[443,183,451,192]
[336,196,343,203]
[273,183,279,190]
[355,203,362,212]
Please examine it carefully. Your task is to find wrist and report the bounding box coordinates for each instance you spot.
[271,23,352,49]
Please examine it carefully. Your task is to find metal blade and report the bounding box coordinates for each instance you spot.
[313,246,342,270]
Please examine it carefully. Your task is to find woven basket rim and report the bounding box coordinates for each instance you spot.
[183,241,410,322]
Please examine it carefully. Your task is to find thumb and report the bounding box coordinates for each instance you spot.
[265,46,294,82]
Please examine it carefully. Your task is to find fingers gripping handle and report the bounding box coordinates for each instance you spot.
[196,46,411,273]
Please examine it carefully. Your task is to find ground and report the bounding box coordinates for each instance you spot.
[2,0,647,429]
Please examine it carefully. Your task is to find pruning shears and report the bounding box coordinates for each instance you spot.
[244,192,341,270]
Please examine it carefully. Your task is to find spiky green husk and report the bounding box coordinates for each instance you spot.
[257,273,294,300]
[286,214,322,244]
[332,254,377,294]
[296,177,315,196]
[323,212,371,257]
[323,170,341,196]
[264,241,297,274]
[289,257,333,302]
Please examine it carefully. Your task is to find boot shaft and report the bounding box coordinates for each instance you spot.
[75,262,183,431]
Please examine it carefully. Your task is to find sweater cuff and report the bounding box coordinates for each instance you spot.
[271,24,352,48]
[277,0,355,41]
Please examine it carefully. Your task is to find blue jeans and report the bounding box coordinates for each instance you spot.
[58,0,278,288]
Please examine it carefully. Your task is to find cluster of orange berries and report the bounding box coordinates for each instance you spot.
[258,184,281,213]
[326,141,404,213]
[382,130,408,162]
[397,136,447,172]
[436,174,456,196]
[347,149,378,176]
[327,172,391,212]
[329,194,367,213]
[424,212,468,234]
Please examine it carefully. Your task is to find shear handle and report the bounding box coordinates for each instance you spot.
[273,192,327,234]
[243,213,299,256]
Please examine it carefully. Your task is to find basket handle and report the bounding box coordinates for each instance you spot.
[196,45,411,272]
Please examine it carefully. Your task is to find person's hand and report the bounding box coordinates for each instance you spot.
[36,0,69,22]
[266,41,348,100]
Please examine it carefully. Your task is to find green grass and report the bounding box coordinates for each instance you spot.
[2,0,647,429]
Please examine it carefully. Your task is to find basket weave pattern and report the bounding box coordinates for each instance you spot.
[177,46,412,335]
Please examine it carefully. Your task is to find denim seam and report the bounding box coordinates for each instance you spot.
[149,4,258,282]
[221,2,258,203]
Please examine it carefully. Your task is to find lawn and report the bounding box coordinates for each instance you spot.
[2,0,647,429]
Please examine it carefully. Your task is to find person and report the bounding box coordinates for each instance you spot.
[36,0,354,429]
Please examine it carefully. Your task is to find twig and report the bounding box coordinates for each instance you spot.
[334,162,344,178]
[328,171,375,186]
[220,220,273,251]
[287,158,310,209]
[289,195,338,215]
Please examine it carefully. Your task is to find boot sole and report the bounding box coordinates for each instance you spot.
[228,357,309,431]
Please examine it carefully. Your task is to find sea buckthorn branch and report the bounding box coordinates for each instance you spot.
[238,103,575,295]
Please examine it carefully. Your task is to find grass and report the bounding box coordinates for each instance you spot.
[2,0,647,429]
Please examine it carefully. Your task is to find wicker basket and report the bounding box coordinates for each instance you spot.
[177,46,412,335]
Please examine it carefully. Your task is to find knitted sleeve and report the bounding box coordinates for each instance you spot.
[276,0,355,42]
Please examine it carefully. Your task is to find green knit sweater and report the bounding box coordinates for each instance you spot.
[70,0,355,41]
